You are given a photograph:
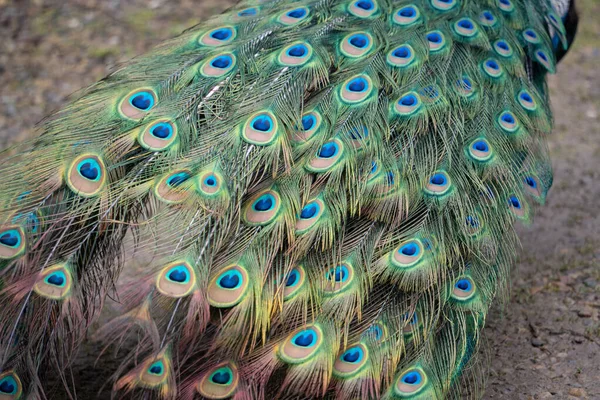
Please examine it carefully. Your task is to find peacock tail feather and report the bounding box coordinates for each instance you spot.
[0,0,577,398]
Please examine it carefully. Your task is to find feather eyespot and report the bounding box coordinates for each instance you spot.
[243,190,281,225]
[402,311,419,334]
[340,32,374,58]
[339,74,374,104]
[497,111,519,133]
[155,170,192,204]
[468,138,493,162]
[200,53,236,77]
[508,194,527,219]
[196,171,225,197]
[465,214,484,236]
[393,5,421,26]
[452,277,476,300]
[454,18,478,37]
[524,175,543,198]
[333,343,369,378]
[278,6,310,25]
[279,325,324,364]
[237,7,258,17]
[0,371,22,398]
[139,119,178,151]
[394,92,422,116]
[307,139,344,172]
[493,39,513,57]
[424,171,452,196]
[296,198,325,233]
[197,363,239,399]
[534,50,554,72]
[283,265,306,300]
[497,0,514,13]
[363,322,386,343]
[419,85,441,104]
[387,44,415,67]
[0,226,25,259]
[208,265,249,308]
[323,263,354,294]
[119,88,157,120]
[523,28,541,44]
[66,154,106,197]
[241,111,279,145]
[348,0,379,18]
[455,76,475,97]
[479,10,497,26]
[395,368,428,396]
[199,26,236,46]
[430,0,457,11]
[391,240,423,268]
[278,41,313,66]
[33,264,72,300]
[156,261,196,298]
[293,110,322,142]
[426,30,446,52]
[482,58,504,78]
[517,90,537,111]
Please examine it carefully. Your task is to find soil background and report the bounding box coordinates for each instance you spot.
[0,0,598,399]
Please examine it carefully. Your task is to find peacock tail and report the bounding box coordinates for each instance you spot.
[0,0,577,398]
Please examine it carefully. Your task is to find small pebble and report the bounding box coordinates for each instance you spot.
[577,309,592,318]
[531,337,544,347]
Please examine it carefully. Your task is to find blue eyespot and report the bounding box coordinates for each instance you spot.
[253,193,275,211]
[404,312,418,325]
[129,91,155,111]
[393,46,411,58]
[356,0,374,10]
[211,370,231,384]
[77,158,101,181]
[0,230,21,248]
[167,266,189,283]
[0,376,18,394]
[483,11,494,21]
[399,94,417,107]
[364,324,383,340]
[426,32,442,44]
[458,19,474,30]
[398,6,416,17]
[524,29,538,39]
[148,361,164,375]
[302,115,316,131]
[349,33,369,48]
[402,370,422,385]
[285,269,300,287]
[473,140,489,152]
[211,55,233,69]
[420,85,439,99]
[455,278,472,291]
[509,195,521,209]
[347,77,367,92]
[520,92,533,103]
[238,7,257,17]
[149,122,173,139]
[399,242,419,257]
[370,161,378,174]
[318,142,339,158]
[167,172,191,187]
[466,215,480,228]
[501,113,515,124]
[300,202,319,219]
[430,173,447,186]
[287,8,307,18]
[292,329,317,347]
[486,60,500,70]
[210,28,233,41]
[287,44,308,57]
[218,270,243,289]
[458,77,472,90]
[252,116,273,132]
[525,176,537,188]
[326,265,349,282]
[45,271,66,287]
[342,346,364,363]
[536,50,548,62]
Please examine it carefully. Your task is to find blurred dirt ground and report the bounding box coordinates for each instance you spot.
[0,0,598,399]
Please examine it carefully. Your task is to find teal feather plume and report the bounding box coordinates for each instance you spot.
[0,0,577,398]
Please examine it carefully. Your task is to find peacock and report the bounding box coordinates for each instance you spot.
[0,0,579,398]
